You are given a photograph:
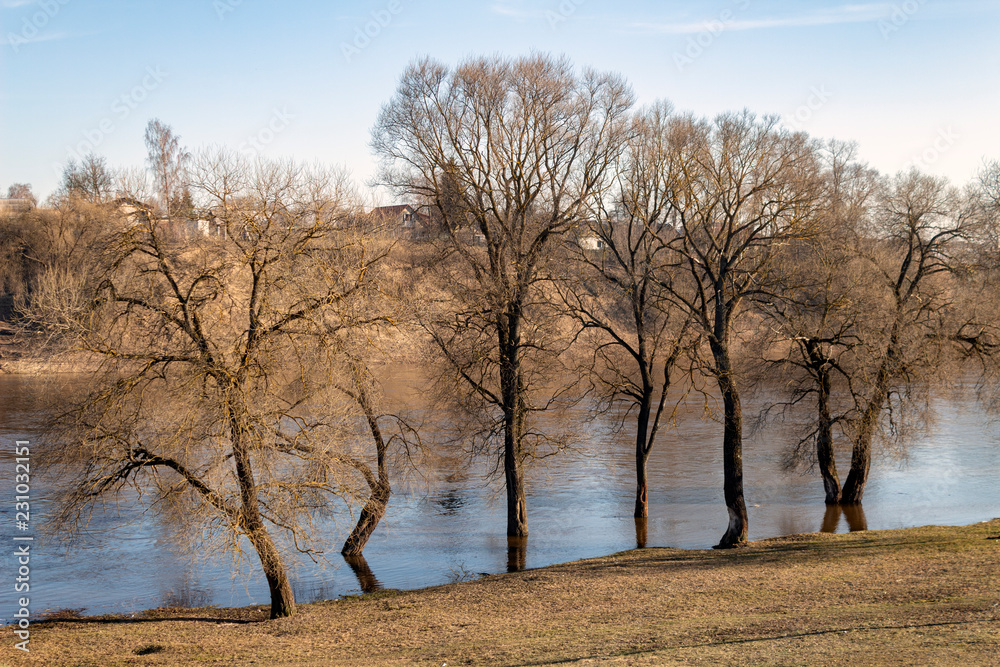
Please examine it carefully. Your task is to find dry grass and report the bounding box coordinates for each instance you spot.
[4,520,999,666]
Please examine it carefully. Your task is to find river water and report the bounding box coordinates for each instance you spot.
[0,372,997,622]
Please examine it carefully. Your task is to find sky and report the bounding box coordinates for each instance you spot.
[1,0,999,202]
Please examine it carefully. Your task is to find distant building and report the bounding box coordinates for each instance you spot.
[0,198,34,216]
[578,235,606,251]
[370,204,436,238]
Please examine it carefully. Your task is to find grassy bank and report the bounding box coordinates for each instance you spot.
[4,520,998,666]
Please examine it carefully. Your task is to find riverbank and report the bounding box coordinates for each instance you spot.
[4,520,998,666]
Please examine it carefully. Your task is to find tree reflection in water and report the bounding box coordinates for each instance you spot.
[507,537,527,572]
[634,517,648,549]
[343,555,383,594]
[821,504,869,533]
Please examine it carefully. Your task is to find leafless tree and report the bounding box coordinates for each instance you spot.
[46,152,400,618]
[371,54,634,538]
[5,183,36,205]
[834,170,977,503]
[757,141,881,504]
[656,111,825,547]
[61,153,114,204]
[145,118,190,217]
[557,102,698,520]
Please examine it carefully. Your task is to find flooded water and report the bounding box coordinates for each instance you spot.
[0,372,998,621]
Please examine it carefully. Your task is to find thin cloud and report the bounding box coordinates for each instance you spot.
[1,0,36,8]
[489,2,545,21]
[633,4,890,34]
[0,31,69,46]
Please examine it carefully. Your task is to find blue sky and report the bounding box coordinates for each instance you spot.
[1,0,998,201]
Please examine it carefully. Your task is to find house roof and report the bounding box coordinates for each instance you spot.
[371,204,415,217]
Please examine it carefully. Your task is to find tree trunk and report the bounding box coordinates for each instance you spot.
[841,383,887,504]
[504,438,528,537]
[229,412,295,618]
[634,398,652,519]
[500,307,528,538]
[841,323,899,505]
[229,411,296,618]
[342,379,392,557]
[247,524,297,618]
[711,339,748,549]
[806,340,841,504]
[341,481,390,556]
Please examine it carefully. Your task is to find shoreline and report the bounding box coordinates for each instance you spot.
[5,519,998,665]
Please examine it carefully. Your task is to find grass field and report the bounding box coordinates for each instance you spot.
[3,519,998,666]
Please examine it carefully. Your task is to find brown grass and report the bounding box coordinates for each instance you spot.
[4,520,998,666]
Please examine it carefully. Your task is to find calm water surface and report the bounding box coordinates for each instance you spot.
[0,372,997,622]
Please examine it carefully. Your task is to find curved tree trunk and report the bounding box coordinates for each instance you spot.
[841,322,900,505]
[711,339,748,549]
[341,481,391,556]
[342,378,392,556]
[246,523,297,618]
[841,380,888,504]
[230,412,296,618]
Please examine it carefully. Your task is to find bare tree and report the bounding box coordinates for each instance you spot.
[657,111,825,547]
[5,183,36,205]
[46,152,396,618]
[835,170,976,503]
[144,118,190,217]
[558,102,697,520]
[758,141,881,504]
[61,154,114,204]
[371,54,634,538]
